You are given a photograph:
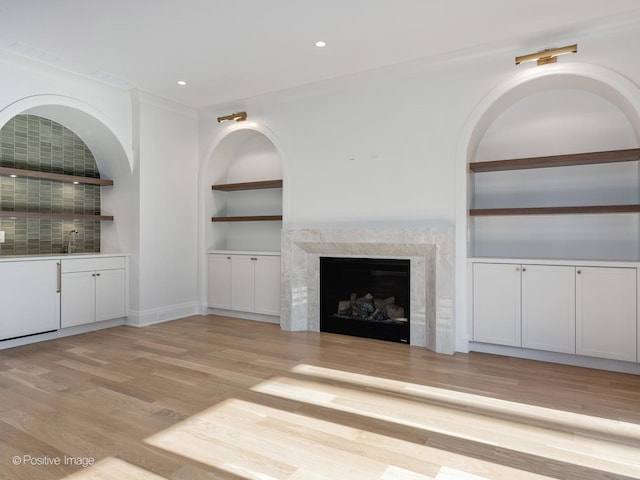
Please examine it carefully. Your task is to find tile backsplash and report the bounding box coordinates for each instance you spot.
[0,115,102,255]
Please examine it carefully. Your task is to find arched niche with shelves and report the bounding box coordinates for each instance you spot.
[205,128,283,252]
[468,71,640,262]
[0,107,132,256]
[0,99,134,256]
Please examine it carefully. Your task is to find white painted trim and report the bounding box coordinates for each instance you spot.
[126,302,199,327]
[469,342,640,375]
[206,307,280,325]
[0,94,133,173]
[0,318,125,351]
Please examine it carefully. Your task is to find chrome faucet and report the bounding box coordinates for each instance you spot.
[66,229,79,254]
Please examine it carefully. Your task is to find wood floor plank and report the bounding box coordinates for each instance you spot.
[0,314,638,479]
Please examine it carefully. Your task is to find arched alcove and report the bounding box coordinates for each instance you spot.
[466,64,640,261]
[0,95,135,255]
[454,63,640,351]
[201,124,284,253]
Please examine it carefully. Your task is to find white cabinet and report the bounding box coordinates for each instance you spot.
[0,260,60,340]
[231,255,255,312]
[61,257,126,328]
[522,265,575,354]
[576,267,637,362]
[472,261,638,362]
[253,256,281,315]
[208,253,281,316]
[208,254,232,309]
[472,263,521,346]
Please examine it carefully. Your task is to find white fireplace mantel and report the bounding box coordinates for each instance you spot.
[280,227,455,354]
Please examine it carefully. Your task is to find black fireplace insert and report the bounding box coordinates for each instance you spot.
[320,256,410,343]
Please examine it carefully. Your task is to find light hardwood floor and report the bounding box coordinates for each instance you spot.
[0,315,639,480]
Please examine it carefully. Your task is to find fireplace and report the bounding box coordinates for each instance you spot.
[320,257,410,343]
[281,227,455,352]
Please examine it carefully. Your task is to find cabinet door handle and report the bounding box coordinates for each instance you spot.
[522,267,526,272]
[577,270,581,274]
[227,256,231,260]
[96,273,101,277]
[515,267,520,272]
[251,257,257,261]
[56,262,61,293]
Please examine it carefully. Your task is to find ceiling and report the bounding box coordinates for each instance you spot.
[1,0,640,109]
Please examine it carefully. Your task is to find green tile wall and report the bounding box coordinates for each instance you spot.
[0,115,102,255]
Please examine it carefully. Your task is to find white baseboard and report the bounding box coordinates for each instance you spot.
[206,307,280,324]
[0,318,126,351]
[126,302,199,327]
[469,342,640,375]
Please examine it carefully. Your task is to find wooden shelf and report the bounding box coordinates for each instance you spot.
[0,211,114,221]
[469,148,640,173]
[470,205,640,216]
[0,167,114,186]
[212,179,282,191]
[212,215,283,222]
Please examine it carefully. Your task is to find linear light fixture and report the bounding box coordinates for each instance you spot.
[217,111,247,123]
[515,44,577,66]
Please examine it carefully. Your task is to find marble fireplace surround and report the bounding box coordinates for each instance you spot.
[281,227,455,354]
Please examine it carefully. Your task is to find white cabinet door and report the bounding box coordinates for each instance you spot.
[254,256,281,315]
[231,255,255,311]
[61,271,95,328]
[61,257,127,328]
[208,254,232,309]
[95,269,126,322]
[576,267,637,362]
[473,263,521,346]
[522,265,575,354]
[0,260,60,339]
[208,253,281,318]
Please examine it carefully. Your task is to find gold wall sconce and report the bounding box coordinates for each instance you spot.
[217,111,247,123]
[515,44,577,66]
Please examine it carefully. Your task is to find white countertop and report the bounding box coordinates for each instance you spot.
[0,253,129,263]
[468,257,639,267]
[208,250,280,256]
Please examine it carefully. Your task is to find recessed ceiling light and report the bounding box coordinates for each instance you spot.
[177,80,187,86]
[315,41,326,48]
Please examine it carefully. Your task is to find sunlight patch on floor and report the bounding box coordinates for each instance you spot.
[246,365,640,478]
[291,363,640,442]
[145,398,551,480]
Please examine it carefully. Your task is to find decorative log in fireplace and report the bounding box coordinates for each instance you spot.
[336,293,406,323]
[320,257,410,343]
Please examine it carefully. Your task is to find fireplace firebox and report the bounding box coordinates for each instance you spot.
[320,257,410,343]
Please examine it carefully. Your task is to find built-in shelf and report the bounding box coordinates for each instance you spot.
[469,148,640,218]
[0,167,114,186]
[0,211,114,221]
[212,179,283,223]
[470,205,640,216]
[212,215,283,222]
[469,148,640,172]
[212,179,282,191]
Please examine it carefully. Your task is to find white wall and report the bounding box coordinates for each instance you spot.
[201,22,640,352]
[3,19,640,351]
[0,53,201,328]
[0,52,133,158]
[130,92,200,325]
